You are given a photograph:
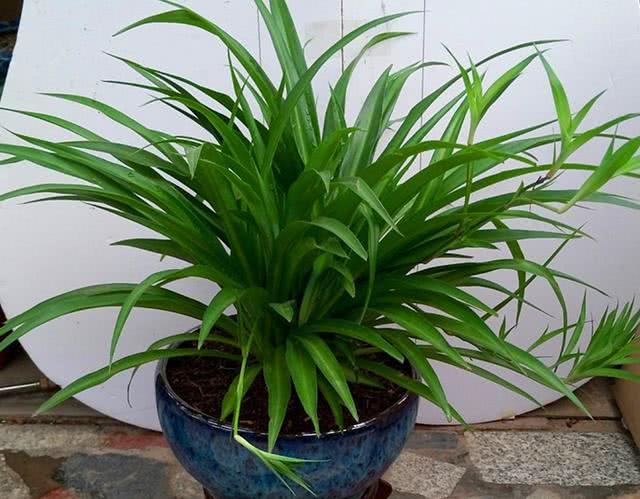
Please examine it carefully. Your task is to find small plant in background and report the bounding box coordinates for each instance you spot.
[0,0,639,491]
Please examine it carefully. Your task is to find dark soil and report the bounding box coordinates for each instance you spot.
[166,343,411,435]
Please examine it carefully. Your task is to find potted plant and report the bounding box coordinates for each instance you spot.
[1,1,639,497]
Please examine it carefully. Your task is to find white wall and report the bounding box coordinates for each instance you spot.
[0,0,638,429]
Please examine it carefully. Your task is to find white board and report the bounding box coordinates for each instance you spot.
[0,0,638,430]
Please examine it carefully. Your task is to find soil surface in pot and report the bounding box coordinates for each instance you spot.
[166,344,410,435]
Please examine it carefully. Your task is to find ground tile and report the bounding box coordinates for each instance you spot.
[610,492,640,499]
[466,431,640,487]
[55,453,171,499]
[40,488,85,499]
[0,425,103,456]
[4,451,65,497]
[0,453,30,499]
[405,431,469,467]
[390,492,428,499]
[449,468,535,499]
[525,488,565,499]
[171,467,205,499]
[406,431,461,452]
[385,450,466,499]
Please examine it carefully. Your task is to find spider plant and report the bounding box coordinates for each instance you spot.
[1,0,639,491]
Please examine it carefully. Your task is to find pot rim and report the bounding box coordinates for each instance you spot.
[157,342,418,440]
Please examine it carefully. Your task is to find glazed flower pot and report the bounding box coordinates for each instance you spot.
[156,356,418,499]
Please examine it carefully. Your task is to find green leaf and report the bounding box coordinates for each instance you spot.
[307,127,356,174]
[572,90,606,132]
[385,333,451,420]
[36,348,230,415]
[333,177,399,233]
[324,31,413,138]
[263,346,292,451]
[372,305,469,369]
[301,320,403,362]
[0,285,208,354]
[221,364,262,421]
[538,48,572,145]
[233,434,315,494]
[286,338,320,434]
[565,293,588,356]
[298,254,333,325]
[432,258,569,339]
[110,265,218,368]
[262,11,419,171]
[329,260,356,298]
[490,219,527,321]
[574,368,640,383]
[270,301,296,323]
[307,217,368,260]
[41,93,189,171]
[125,330,239,406]
[504,344,590,416]
[198,288,244,348]
[357,358,466,426]
[421,345,541,407]
[561,137,640,212]
[339,67,391,177]
[111,238,194,264]
[422,315,590,416]
[318,377,344,429]
[295,334,358,421]
[377,275,497,317]
[480,53,539,119]
[286,169,330,222]
[360,206,380,324]
[185,144,203,177]
[115,4,276,110]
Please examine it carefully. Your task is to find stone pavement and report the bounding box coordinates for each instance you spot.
[0,422,639,498]
[1,355,639,499]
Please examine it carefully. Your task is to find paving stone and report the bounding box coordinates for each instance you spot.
[385,450,466,499]
[4,451,65,497]
[448,468,534,499]
[609,492,640,499]
[466,431,640,487]
[102,430,168,450]
[407,431,460,451]
[525,489,563,499]
[389,492,428,499]
[171,467,205,499]
[0,454,30,499]
[0,425,103,456]
[405,430,468,466]
[55,453,171,499]
[40,488,83,499]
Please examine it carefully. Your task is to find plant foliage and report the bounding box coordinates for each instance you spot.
[1,0,640,492]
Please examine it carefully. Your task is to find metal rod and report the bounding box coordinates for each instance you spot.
[0,378,58,396]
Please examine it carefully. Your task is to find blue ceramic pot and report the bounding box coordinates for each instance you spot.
[156,357,418,499]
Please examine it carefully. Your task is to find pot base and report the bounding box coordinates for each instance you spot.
[203,479,393,499]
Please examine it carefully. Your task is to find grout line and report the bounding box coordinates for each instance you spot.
[419,0,428,171]
[340,0,345,72]
[420,0,427,109]
[256,5,263,65]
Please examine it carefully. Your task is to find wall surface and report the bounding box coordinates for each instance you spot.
[0,0,639,430]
